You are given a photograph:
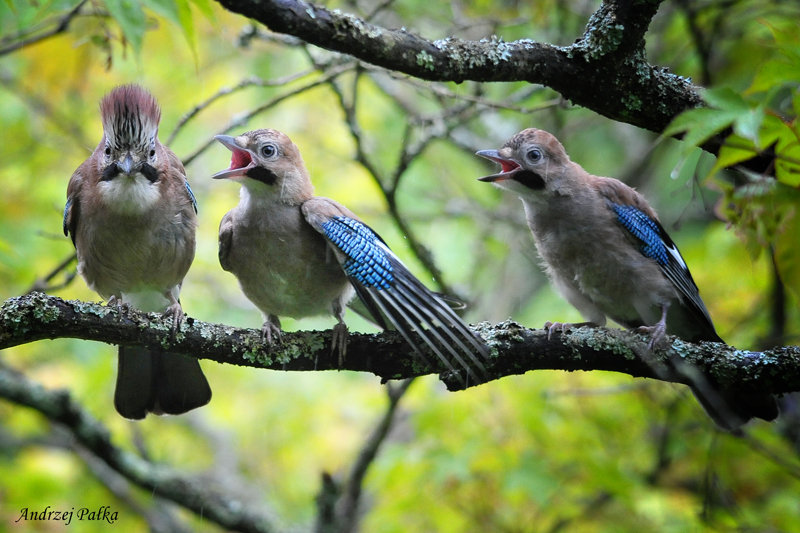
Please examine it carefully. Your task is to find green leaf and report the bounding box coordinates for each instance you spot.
[103,0,146,51]
[710,135,757,175]
[187,0,217,26]
[142,0,197,57]
[702,87,750,112]
[663,107,740,152]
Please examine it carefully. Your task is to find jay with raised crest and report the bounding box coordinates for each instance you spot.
[212,128,489,384]
[64,85,211,420]
[477,127,778,430]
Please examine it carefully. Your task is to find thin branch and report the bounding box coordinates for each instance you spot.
[0,0,88,57]
[26,253,78,294]
[181,62,355,167]
[167,69,321,146]
[2,293,800,394]
[337,378,414,532]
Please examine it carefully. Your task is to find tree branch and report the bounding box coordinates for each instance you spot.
[2,293,798,394]
[0,362,278,533]
[214,0,695,133]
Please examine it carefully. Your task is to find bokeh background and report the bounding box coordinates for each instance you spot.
[1,0,800,531]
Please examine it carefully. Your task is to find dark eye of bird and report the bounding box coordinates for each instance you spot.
[261,144,277,158]
[104,147,111,156]
[149,149,155,158]
[528,149,542,162]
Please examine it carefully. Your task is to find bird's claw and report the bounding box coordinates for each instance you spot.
[636,322,667,350]
[163,302,184,335]
[544,321,572,340]
[107,296,130,316]
[332,323,349,365]
[261,321,283,348]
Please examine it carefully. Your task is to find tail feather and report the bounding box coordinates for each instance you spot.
[115,346,211,420]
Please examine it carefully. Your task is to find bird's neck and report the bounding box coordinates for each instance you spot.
[96,173,163,215]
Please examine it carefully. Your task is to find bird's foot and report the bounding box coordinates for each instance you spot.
[163,302,184,335]
[261,319,283,348]
[107,296,130,316]
[332,322,349,365]
[635,322,667,350]
[544,321,572,340]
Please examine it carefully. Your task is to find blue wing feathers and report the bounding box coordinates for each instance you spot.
[610,204,669,266]
[320,214,489,384]
[322,217,394,289]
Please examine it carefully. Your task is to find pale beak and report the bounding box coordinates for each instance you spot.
[476,150,521,182]
[212,135,256,180]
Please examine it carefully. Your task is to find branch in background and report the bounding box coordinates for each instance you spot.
[0,0,89,57]
[2,293,799,394]
[181,62,355,166]
[214,0,697,133]
[0,363,278,533]
[166,68,320,146]
[337,378,413,531]
[26,253,78,295]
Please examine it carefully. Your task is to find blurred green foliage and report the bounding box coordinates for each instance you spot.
[1,0,800,531]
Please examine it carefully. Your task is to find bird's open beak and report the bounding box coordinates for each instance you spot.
[476,150,521,182]
[212,135,256,179]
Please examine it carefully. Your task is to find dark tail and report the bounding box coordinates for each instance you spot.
[115,346,212,420]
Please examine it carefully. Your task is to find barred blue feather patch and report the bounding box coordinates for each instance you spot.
[611,203,668,266]
[322,216,394,289]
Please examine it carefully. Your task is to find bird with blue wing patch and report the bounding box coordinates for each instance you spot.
[477,127,778,430]
[212,129,489,385]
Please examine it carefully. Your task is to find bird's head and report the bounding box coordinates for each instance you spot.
[99,84,162,184]
[212,129,313,204]
[94,85,167,214]
[476,128,572,198]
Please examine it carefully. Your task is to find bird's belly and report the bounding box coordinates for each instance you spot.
[227,231,350,319]
[542,233,671,327]
[76,221,192,300]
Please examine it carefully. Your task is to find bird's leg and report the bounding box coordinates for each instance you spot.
[635,302,670,350]
[261,314,282,347]
[543,321,599,340]
[107,294,130,316]
[163,290,184,334]
[332,299,348,365]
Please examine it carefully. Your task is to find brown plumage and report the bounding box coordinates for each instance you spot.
[213,129,489,384]
[478,128,777,430]
[64,85,211,420]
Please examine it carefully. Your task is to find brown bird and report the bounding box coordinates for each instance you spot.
[64,85,211,419]
[477,128,778,430]
[211,128,489,385]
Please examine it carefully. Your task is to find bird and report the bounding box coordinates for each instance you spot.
[476,127,778,430]
[211,128,489,384]
[63,84,211,420]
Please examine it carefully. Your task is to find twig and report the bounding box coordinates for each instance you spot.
[0,0,88,57]
[26,253,78,294]
[337,378,414,531]
[167,69,320,145]
[181,62,355,167]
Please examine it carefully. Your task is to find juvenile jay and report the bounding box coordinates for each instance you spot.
[212,129,489,383]
[477,128,778,430]
[64,85,211,419]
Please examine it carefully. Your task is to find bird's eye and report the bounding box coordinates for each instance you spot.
[104,147,111,156]
[528,149,542,162]
[261,144,277,158]
[149,149,155,158]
